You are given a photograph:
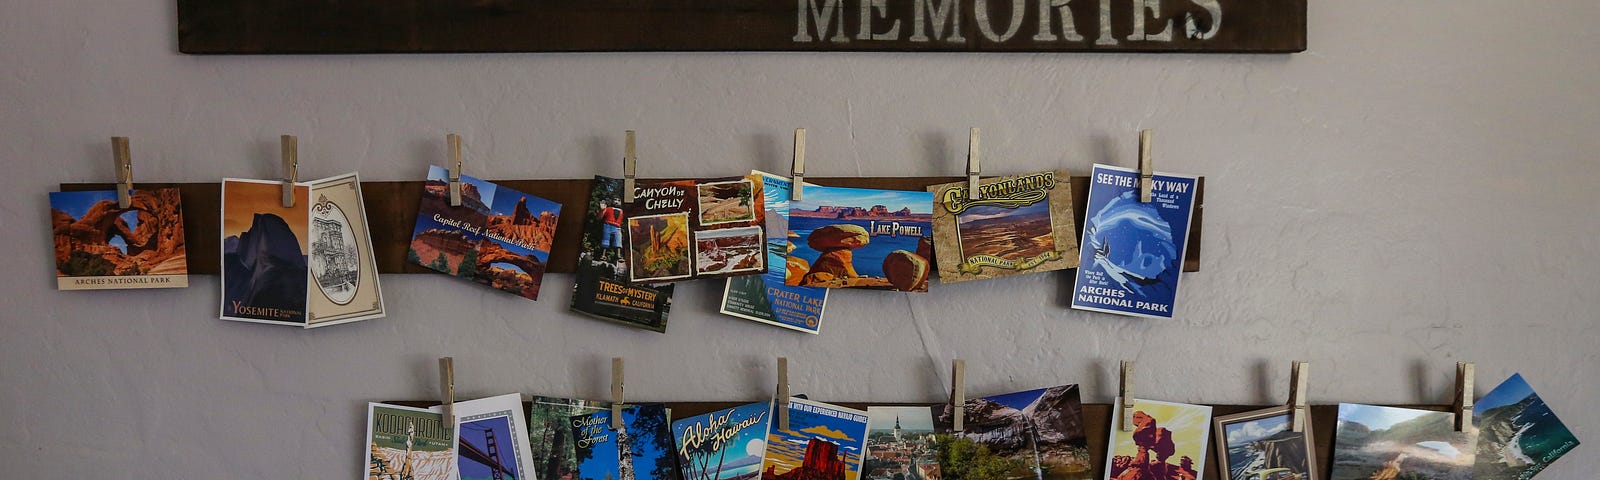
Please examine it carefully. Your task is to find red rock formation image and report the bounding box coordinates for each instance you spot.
[52,188,187,279]
[763,438,847,480]
[409,229,474,275]
[471,239,547,300]
[485,196,558,252]
[1107,410,1196,480]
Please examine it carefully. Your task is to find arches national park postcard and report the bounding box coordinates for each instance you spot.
[50,187,188,290]
[927,170,1079,284]
[787,186,934,292]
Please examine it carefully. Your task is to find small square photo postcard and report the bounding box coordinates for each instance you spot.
[1213,406,1318,480]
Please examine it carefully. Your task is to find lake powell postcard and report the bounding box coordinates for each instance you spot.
[787,185,933,292]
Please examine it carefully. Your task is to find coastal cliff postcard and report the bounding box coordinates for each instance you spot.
[1071,164,1197,319]
[571,176,674,332]
[863,406,940,480]
[623,175,767,283]
[763,398,869,480]
[366,402,458,480]
[409,165,561,301]
[787,186,934,292]
[1474,374,1578,480]
[934,384,1092,480]
[1331,404,1473,480]
[570,404,678,480]
[1213,406,1317,480]
[50,187,188,290]
[528,396,609,480]
[673,401,771,480]
[1103,398,1211,480]
[926,170,1079,284]
[455,393,538,480]
[719,172,829,334]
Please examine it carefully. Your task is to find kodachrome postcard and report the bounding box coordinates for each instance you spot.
[50,187,188,290]
[366,402,458,480]
[927,170,1079,284]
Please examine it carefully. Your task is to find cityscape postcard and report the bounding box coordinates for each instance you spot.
[863,406,940,480]
[787,185,934,292]
[1103,398,1212,480]
[673,401,772,480]
[1330,404,1473,480]
[1213,405,1318,480]
[571,404,678,480]
[624,175,767,283]
[933,384,1092,480]
[365,402,457,480]
[926,170,1078,284]
[50,187,188,290]
[528,395,610,480]
[1071,164,1197,319]
[220,179,310,326]
[570,176,674,332]
[763,398,869,480]
[1474,374,1579,480]
[720,171,829,334]
[409,165,561,301]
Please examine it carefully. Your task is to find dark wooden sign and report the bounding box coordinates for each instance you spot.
[178,0,1305,54]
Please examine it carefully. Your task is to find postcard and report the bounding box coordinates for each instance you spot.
[571,404,677,480]
[528,396,609,480]
[673,401,772,480]
[1474,374,1579,480]
[934,384,1092,480]
[623,175,767,283]
[1071,164,1198,319]
[455,393,539,480]
[787,185,934,292]
[366,402,458,480]
[1103,398,1212,480]
[1213,406,1318,480]
[864,406,941,480]
[306,173,384,327]
[570,176,675,332]
[1331,404,1473,480]
[50,187,188,290]
[221,178,311,326]
[409,165,561,301]
[719,172,829,334]
[926,170,1079,284]
[764,398,870,480]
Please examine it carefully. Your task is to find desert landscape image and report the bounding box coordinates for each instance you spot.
[697,179,756,225]
[694,227,764,275]
[51,188,188,282]
[954,201,1056,261]
[629,213,691,281]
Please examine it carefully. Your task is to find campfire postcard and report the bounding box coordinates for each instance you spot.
[787,185,934,292]
[673,401,772,480]
[623,174,767,283]
[1474,374,1580,480]
[409,165,561,301]
[1103,398,1212,480]
[365,402,457,480]
[933,384,1093,480]
[1071,164,1198,319]
[570,403,678,480]
[926,170,1079,284]
[1330,404,1473,480]
[763,398,869,480]
[720,171,829,334]
[571,176,674,332]
[50,187,188,290]
[1212,406,1318,480]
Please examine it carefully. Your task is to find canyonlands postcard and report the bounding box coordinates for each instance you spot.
[927,170,1078,284]
[50,187,188,290]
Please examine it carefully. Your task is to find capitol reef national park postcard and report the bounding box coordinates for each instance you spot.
[409,164,561,301]
[50,187,189,290]
[787,185,934,292]
[927,169,1078,284]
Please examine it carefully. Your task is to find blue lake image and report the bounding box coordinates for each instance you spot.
[789,216,926,278]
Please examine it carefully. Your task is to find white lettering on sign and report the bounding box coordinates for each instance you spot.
[795,0,1229,45]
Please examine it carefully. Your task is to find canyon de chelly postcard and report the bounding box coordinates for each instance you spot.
[927,170,1078,284]
[624,175,767,284]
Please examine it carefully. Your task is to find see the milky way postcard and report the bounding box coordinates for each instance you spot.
[927,170,1078,284]
[787,185,934,292]
[673,401,772,480]
[50,187,188,290]
[570,404,677,480]
[1331,404,1473,480]
[1071,164,1197,319]
[1104,398,1211,480]
[1474,374,1578,480]
[623,175,767,283]
[763,398,869,480]
[1213,406,1317,480]
[409,165,561,301]
[720,171,829,334]
[366,402,457,480]
[571,176,674,332]
[934,384,1092,480]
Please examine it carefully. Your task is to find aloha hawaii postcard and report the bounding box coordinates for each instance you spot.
[1331,404,1473,480]
[623,174,767,283]
[1103,398,1212,480]
[863,406,940,480]
[366,402,458,480]
[455,393,539,480]
[720,171,829,334]
[1213,406,1318,480]
[787,185,934,292]
[673,401,772,480]
[1474,374,1578,480]
[1071,164,1198,319]
[570,176,674,332]
[409,164,561,301]
[571,403,678,480]
[934,384,1092,480]
[50,187,188,290]
[763,398,869,480]
[926,170,1079,284]
[528,396,609,480]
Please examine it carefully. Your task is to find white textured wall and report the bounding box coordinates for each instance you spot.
[3,1,1597,478]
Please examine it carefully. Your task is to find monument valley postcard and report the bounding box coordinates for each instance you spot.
[763,398,869,480]
[927,170,1078,284]
[863,406,940,480]
[720,171,829,334]
[409,165,561,301]
[934,384,1093,480]
[570,404,678,480]
[1330,404,1473,480]
[570,176,674,332]
[673,401,772,480]
[1072,164,1198,319]
[50,187,188,290]
[366,402,457,480]
[220,179,310,326]
[624,175,767,283]
[305,173,384,327]
[1474,374,1579,480]
[1213,406,1317,480]
[1103,398,1212,480]
[787,186,934,292]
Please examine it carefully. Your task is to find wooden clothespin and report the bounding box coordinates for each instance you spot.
[622,131,637,204]
[1138,130,1154,203]
[1120,361,1136,432]
[1455,362,1474,432]
[611,357,625,429]
[791,128,806,201]
[967,128,982,200]
[447,134,464,207]
[280,135,299,208]
[438,357,456,426]
[951,359,966,432]
[1289,361,1310,433]
[110,137,133,208]
[777,357,791,431]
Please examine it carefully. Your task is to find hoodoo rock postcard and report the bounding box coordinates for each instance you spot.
[409,165,561,301]
[720,171,829,334]
[927,170,1078,284]
[570,176,674,332]
[787,186,934,292]
[50,187,188,290]
[1104,398,1212,480]
[1071,164,1197,319]
[623,175,767,284]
